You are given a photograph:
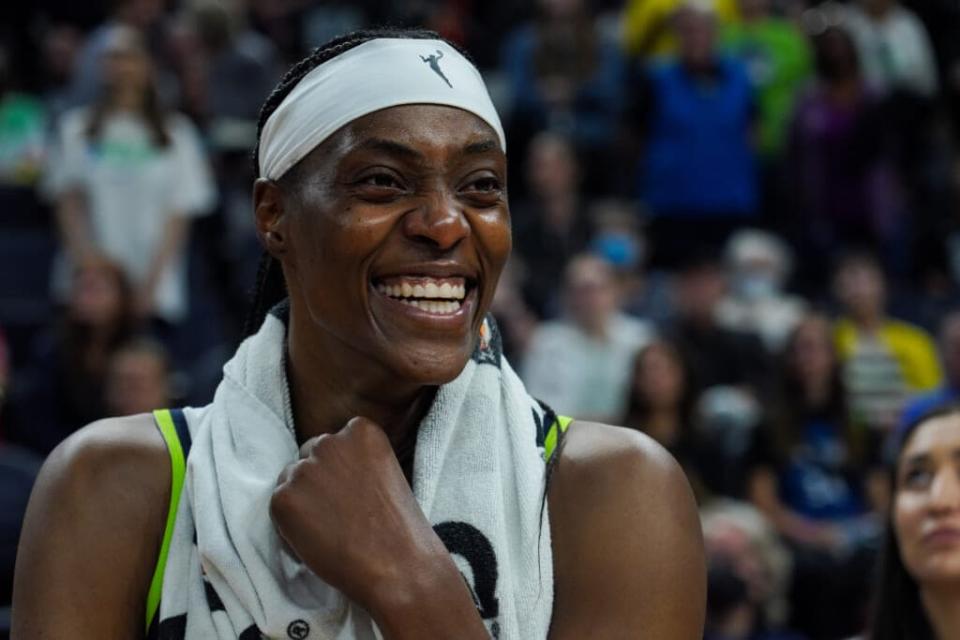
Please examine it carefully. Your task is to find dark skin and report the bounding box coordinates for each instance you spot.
[13,105,705,639]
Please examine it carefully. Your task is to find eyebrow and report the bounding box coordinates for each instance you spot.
[358,138,424,160]
[464,139,499,154]
[901,449,960,467]
[902,453,930,468]
[356,137,500,160]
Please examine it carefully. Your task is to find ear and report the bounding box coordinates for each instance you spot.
[253,178,290,258]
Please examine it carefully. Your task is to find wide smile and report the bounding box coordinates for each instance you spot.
[369,273,480,328]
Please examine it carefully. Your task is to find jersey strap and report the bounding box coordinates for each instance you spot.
[145,408,192,635]
[543,415,573,463]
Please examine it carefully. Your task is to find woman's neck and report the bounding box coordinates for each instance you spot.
[802,377,832,408]
[921,584,960,639]
[644,409,681,447]
[285,314,436,454]
[539,190,575,216]
[111,89,146,113]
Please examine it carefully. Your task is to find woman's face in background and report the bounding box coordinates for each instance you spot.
[70,260,127,328]
[635,343,686,410]
[894,414,960,586]
[102,37,152,97]
[789,317,835,386]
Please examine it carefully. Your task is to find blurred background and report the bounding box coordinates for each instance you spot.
[2,0,960,636]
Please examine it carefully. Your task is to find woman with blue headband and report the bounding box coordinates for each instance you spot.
[13,28,704,639]
[868,404,960,639]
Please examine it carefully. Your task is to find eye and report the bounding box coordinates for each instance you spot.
[469,177,501,192]
[361,173,403,189]
[901,467,933,490]
[461,175,504,206]
[352,170,408,202]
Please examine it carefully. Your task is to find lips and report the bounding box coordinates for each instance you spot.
[922,526,960,548]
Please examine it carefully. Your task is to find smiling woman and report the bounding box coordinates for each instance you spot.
[12,28,704,640]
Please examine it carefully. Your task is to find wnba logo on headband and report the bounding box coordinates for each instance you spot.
[420,50,453,88]
[258,38,506,181]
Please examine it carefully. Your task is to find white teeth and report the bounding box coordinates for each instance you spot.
[376,278,468,300]
[397,298,462,314]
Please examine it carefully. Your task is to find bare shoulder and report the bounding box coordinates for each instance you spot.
[548,421,706,639]
[12,414,171,638]
[552,420,683,490]
[34,413,171,522]
[48,412,167,475]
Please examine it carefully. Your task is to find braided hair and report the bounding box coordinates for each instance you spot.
[244,27,469,337]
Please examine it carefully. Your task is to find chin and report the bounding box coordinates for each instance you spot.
[913,556,960,585]
[387,342,474,386]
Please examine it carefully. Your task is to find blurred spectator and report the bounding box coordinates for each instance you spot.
[842,0,945,273]
[750,318,882,640]
[6,258,135,455]
[722,0,812,160]
[749,314,877,545]
[717,229,806,353]
[666,251,771,399]
[785,25,901,288]
[500,0,627,194]
[172,1,281,133]
[170,1,282,335]
[104,337,172,416]
[37,24,84,126]
[589,199,677,326]
[623,340,693,451]
[842,0,938,98]
[900,309,960,429]
[622,340,704,492]
[511,132,592,319]
[47,26,215,326]
[867,403,960,640]
[0,46,46,187]
[622,0,739,60]
[64,0,176,110]
[490,260,540,363]
[701,500,797,638]
[660,251,771,495]
[522,254,654,422]
[833,252,943,432]
[631,3,759,268]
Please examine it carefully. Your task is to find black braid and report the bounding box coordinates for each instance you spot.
[244,27,468,337]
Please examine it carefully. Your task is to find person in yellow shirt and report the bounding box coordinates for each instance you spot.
[832,253,943,431]
[623,0,739,59]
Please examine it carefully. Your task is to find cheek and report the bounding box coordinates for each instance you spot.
[473,211,512,287]
[894,495,927,572]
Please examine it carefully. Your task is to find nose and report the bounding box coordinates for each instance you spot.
[929,467,960,514]
[402,187,469,252]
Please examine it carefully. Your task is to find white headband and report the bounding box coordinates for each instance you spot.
[258,38,506,180]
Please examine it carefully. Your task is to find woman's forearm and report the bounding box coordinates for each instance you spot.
[368,553,490,640]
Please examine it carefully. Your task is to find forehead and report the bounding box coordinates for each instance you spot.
[901,414,960,461]
[327,104,502,161]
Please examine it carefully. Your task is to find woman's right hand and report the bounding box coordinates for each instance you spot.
[269,417,489,639]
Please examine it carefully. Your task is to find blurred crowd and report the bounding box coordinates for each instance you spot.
[3,0,960,637]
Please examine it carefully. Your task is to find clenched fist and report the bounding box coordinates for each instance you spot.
[269,417,486,637]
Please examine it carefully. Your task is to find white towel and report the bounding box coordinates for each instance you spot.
[157,306,557,639]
